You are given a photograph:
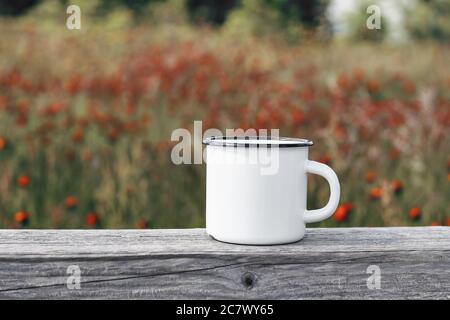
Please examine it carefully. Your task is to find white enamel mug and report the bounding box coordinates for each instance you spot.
[203,136,340,245]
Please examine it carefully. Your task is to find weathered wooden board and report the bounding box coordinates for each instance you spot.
[0,227,449,299]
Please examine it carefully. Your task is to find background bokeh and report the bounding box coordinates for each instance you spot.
[0,0,449,229]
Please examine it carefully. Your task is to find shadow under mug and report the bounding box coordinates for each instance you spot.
[203,136,340,245]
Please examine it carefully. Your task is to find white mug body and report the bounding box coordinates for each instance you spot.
[206,145,307,245]
[204,137,340,245]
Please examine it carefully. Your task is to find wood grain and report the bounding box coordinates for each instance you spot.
[0,227,449,299]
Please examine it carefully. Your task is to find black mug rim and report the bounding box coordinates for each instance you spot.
[202,136,314,148]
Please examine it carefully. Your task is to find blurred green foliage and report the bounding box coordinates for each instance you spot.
[1,0,450,43]
[185,0,238,25]
[95,0,164,17]
[222,0,284,38]
[221,0,331,42]
[0,0,40,16]
[403,0,450,43]
[185,0,328,28]
[1,0,327,28]
[261,0,328,28]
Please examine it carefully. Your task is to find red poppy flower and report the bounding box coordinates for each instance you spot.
[318,154,331,165]
[336,73,349,90]
[369,187,382,200]
[333,203,353,222]
[389,148,400,160]
[14,211,29,224]
[445,217,450,226]
[365,171,376,183]
[17,175,30,188]
[64,196,78,209]
[0,136,8,150]
[352,68,365,82]
[108,128,120,142]
[334,125,347,140]
[137,218,147,229]
[15,114,28,127]
[86,212,98,227]
[402,80,416,94]
[44,102,64,116]
[290,109,305,126]
[408,207,421,220]
[72,128,84,143]
[366,79,380,93]
[391,179,403,195]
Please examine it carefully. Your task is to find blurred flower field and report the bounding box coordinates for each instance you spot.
[0,14,449,229]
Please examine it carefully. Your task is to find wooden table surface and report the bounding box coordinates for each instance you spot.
[0,227,449,299]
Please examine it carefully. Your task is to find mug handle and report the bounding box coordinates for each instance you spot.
[303,160,340,223]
